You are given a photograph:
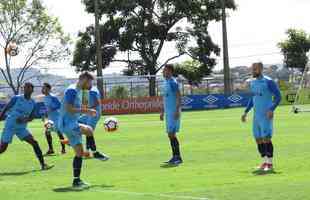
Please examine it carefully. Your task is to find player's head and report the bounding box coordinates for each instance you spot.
[252,62,264,78]
[42,83,51,95]
[78,72,94,90]
[23,82,34,97]
[163,64,174,79]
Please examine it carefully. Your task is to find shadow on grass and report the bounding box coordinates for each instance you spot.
[43,154,58,157]
[160,163,181,168]
[0,169,41,176]
[252,169,281,176]
[53,184,114,193]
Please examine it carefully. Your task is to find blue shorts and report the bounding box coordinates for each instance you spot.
[61,121,82,147]
[1,123,31,144]
[253,117,273,139]
[165,114,180,134]
[78,116,99,130]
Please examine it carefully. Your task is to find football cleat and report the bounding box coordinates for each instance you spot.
[93,152,110,161]
[72,179,90,190]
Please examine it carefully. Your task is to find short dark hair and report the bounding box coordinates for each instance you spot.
[165,64,175,73]
[24,82,34,90]
[43,82,51,90]
[79,72,94,80]
[253,62,264,68]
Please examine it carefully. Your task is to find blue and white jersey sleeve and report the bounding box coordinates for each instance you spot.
[50,96,61,111]
[267,79,282,111]
[6,95,18,109]
[64,89,78,105]
[245,97,254,114]
[169,79,180,93]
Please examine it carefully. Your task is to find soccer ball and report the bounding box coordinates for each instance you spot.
[104,117,118,132]
[6,42,19,57]
[44,120,54,131]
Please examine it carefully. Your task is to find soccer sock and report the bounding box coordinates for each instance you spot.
[86,137,91,151]
[57,132,66,151]
[73,156,83,179]
[257,143,266,157]
[266,141,274,158]
[45,131,53,151]
[86,136,97,152]
[170,137,180,157]
[32,141,45,167]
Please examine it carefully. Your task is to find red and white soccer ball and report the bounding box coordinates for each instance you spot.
[104,117,118,132]
[6,42,19,57]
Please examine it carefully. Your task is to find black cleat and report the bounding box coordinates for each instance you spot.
[93,152,110,161]
[44,150,55,156]
[72,179,90,190]
[164,156,183,165]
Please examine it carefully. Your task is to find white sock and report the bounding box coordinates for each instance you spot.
[267,157,273,164]
[263,156,268,163]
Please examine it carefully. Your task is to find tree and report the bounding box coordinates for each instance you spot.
[72,24,117,72]
[82,0,236,96]
[0,0,70,94]
[175,59,211,85]
[108,85,129,99]
[278,29,310,70]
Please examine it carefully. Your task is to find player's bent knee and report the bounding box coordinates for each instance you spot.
[73,144,83,157]
[80,125,93,137]
[168,133,177,138]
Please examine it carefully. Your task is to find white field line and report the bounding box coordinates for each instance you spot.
[93,189,210,200]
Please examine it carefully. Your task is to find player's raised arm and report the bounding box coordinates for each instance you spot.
[267,79,282,111]
[0,96,18,121]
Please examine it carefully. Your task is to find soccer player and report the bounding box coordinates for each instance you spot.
[242,62,282,172]
[41,83,66,155]
[160,64,183,165]
[78,86,109,160]
[0,82,53,170]
[58,72,100,189]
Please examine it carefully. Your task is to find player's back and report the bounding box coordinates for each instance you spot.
[163,78,179,115]
[44,94,61,121]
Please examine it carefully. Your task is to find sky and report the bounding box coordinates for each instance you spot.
[39,0,310,77]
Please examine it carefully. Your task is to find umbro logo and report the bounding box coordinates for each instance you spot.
[182,96,193,105]
[203,95,218,104]
[228,94,243,103]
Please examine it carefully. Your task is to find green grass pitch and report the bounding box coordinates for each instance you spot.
[0,105,309,200]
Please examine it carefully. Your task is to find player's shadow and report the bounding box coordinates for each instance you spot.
[252,169,281,176]
[160,163,181,168]
[0,169,40,176]
[53,184,114,193]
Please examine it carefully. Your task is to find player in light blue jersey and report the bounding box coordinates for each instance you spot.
[0,83,53,170]
[58,72,101,189]
[41,83,66,155]
[242,62,282,172]
[78,86,109,161]
[160,64,183,165]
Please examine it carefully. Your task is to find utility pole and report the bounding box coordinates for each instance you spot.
[95,0,104,98]
[221,0,231,94]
